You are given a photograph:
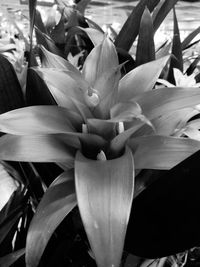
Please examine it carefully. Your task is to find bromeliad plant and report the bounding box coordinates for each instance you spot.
[1,36,200,266]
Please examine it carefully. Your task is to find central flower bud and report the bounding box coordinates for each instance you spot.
[84,88,100,108]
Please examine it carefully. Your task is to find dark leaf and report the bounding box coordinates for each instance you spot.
[136,7,155,66]
[76,0,92,14]
[186,56,200,76]
[152,0,179,33]
[0,55,24,113]
[35,27,65,58]
[28,0,37,67]
[0,248,25,267]
[26,68,56,106]
[182,26,200,50]
[114,0,160,51]
[167,8,183,83]
[50,12,66,45]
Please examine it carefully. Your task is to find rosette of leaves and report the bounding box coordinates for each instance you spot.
[0,36,200,266]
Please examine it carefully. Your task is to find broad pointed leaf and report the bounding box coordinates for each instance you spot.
[129,135,200,169]
[93,65,121,119]
[0,106,78,135]
[134,87,200,120]
[26,171,76,267]
[82,37,119,87]
[136,7,155,66]
[34,67,88,96]
[0,134,75,164]
[118,56,169,101]
[33,68,93,119]
[75,147,134,267]
[46,84,93,120]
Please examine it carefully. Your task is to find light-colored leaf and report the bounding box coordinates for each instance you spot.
[75,147,134,267]
[47,85,93,120]
[186,118,200,129]
[183,127,200,141]
[93,65,121,119]
[34,67,89,97]
[0,106,76,135]
[82,37,119,87]
[26,171,77,267]
[134,87,200,120]
[0,163,18,211]
[118,56,169,101]
[110,119,147,155]
[33,68,93,119]
[110,101,143,122]
[0,134,75,164]
[128,135,200,169]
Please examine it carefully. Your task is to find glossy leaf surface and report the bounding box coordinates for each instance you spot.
[75,147,134,267]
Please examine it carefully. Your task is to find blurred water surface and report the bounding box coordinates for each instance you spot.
[1,0,200,44]
[86,0,200,42]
